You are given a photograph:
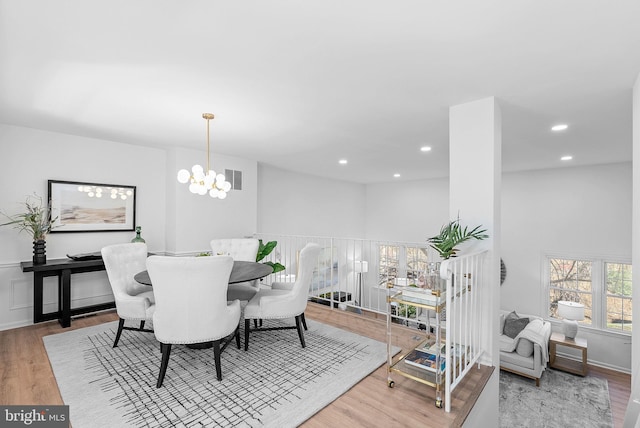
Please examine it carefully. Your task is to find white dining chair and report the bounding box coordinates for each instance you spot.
[243,243,320,351]
[210,238,261,301]
[101,243,155,348]
[147,255,240,387]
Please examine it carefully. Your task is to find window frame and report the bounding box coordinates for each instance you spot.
[604,261,633,332]
[544,253,631,336]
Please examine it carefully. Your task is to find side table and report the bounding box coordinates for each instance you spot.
[549,331,588,376]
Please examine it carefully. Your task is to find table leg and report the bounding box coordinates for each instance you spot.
[550,342,556,365]
[59,269,72,328]
[33,273,44,324]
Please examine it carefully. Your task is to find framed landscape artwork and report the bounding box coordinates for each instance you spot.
[48,180,136,233]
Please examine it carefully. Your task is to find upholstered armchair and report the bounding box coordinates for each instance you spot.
[210,238,260,301]
[499,310,551,386]
[243,243,321,351]
[147,255,241,387]
[101,243,155,348]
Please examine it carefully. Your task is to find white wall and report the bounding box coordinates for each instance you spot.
[0,125,632,372]
[0,124,166,329]
[0,124,258,330]
[626,71,640,427]
[364,177,449,242]
[501,162,632,311]
[364,162,632,371]
[257,164,366,238]
[168,147,258,254]
[502,163,632,372]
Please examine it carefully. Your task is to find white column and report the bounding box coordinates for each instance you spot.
[624,73,640,427]
[448,96,501,427]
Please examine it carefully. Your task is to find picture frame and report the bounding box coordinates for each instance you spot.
[48,180,136,233]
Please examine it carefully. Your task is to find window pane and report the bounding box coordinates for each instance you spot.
[548,258,592,325]
[379,245,399,287]
[406,246,429,287]
[606,263,632,297]
[606,296,632,332]
[606,263,632,332]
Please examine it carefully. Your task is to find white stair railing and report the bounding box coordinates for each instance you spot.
[255,234,489,412]
[441,250,488,412]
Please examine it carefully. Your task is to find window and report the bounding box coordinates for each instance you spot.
[546,256,632,333]
[379,244,432,323]
[606,263,632,332]
[406,247,429,287]
[548,259,593,326]
[379,245,399,288]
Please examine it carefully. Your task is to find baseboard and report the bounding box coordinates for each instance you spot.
[555,350,631,374]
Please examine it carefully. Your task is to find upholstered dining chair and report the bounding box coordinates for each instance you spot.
[210,238,261,302]
[147,255,241,388]
[243,243,320,351]
[101,243,155,348]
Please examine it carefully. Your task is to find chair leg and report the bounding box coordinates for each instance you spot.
[295,315,306,348]
[254,319,258,329]
[139,320,145,330]
[157,343,172,388]
[213,339,222,381]
[301,313,308,331]
[235,326,241,349]
[244,319,251,351]
[113,318,125,348]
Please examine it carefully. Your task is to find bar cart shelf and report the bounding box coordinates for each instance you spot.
[386,287,447,408]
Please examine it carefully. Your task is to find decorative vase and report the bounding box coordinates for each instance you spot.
[33,239,46,265]
[131,226,145,243]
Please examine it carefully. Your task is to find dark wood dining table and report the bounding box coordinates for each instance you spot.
[134,260,274,286]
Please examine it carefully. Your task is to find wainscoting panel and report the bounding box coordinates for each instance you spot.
[0,263,115,331]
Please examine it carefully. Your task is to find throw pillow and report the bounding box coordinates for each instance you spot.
[502,311,519,335]
[504,310,519,323]
[516,338,534,357]
[503,316,530,339]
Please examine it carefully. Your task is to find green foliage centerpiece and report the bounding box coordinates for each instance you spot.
[427,217,488,260]
[1,193,57,264]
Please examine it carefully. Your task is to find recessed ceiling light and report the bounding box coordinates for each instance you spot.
[551,124,568,131]
[420,146,432,152]
[338,159,348,165]
[561,155,573,161]
[393,173,401,178]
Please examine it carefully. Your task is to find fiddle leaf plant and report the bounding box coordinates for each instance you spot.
[0,193,57,241]
[427,218,488,260]
[256,239,285,273]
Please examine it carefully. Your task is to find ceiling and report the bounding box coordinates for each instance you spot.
[1,1,639,184]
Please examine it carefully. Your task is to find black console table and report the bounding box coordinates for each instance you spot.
[20,258,115,328]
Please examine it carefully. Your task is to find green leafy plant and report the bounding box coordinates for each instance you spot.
[427,218,488,260]
[256,239,285,273]
[0,193,57,241]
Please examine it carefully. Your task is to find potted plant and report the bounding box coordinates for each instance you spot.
[256,239,285,273]
[0,193,57,264]
[427,217,488,260]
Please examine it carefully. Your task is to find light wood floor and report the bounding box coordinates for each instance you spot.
[0,303,631,427]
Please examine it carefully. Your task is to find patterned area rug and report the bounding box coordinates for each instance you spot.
[44,319,395,428]
[499,368,613,428]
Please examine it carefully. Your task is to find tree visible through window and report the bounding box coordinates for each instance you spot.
[547,257,632,333]
[606,263,632,332]
[548,258,592,325]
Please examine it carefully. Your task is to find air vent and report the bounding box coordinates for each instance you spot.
[225,169,243,190]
